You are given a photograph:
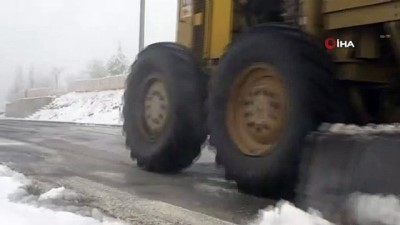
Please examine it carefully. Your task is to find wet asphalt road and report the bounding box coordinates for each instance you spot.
[0,119,273,224]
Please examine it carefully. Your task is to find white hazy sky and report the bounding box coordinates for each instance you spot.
[0,0,178,110]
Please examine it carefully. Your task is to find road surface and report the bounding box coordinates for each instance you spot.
[0,119,273,224]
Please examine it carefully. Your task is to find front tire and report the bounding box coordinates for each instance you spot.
[123,42,207,173]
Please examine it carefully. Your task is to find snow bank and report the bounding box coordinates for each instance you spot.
[320,123,400,135]
[347,193,400,225]
[0,164,125,225]
[255,195,400,225]
[28,90,123,125]
[254,201,333,225]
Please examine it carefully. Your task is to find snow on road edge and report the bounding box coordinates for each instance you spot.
[2,161,400,225]
[254,195,400,225]
[346,193,400,225]
[254,202,333,225]
[0,164,126,225]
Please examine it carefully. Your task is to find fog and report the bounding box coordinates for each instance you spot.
[0,0,178,111]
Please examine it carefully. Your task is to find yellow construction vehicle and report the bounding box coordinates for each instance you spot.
[123,0,400,216]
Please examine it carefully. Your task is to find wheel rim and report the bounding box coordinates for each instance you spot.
[227,64,288,156]
[143,78,170,135]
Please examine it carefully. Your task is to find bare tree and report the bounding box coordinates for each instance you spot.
[28,65,35,88]
[7,65,26,100]
[15,66,25,92]
[52,67,65,89]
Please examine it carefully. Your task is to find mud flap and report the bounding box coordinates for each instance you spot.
[296,132,400,222]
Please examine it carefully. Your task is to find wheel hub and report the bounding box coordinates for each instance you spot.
[227,64,288,156]
[143,79,169,135]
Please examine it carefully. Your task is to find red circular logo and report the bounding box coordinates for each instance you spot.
[324,38,336,50]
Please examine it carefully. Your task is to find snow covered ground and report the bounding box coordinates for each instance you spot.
[0,164,125,225]
[346,193,400,225]
[2,166,400,225]
[28,90,123,125]
[0,163,335,225]
[254,195,400,225]
[321,123,400,135]
[254,202,333,225]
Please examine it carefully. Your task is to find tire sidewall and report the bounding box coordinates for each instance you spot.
[210,31,321,187]
[125,44,207,161]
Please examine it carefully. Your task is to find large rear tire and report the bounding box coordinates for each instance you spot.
[208,24,347,199]
[123,42,207,173]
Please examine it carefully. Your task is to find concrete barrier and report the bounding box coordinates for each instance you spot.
[106,75,126,90]
[26,88,55,98]
[10,88,66,101]
[68,75,126,92]
[5,97,55,118]
[5,76,126,118]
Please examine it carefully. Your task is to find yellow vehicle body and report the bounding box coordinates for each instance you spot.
[177,0,400,84]
[178,0,233,60]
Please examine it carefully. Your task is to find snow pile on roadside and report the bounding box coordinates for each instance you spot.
[37,187,78,201]
[255,201,333,225]
[320,123,400,135]
[28,90,123,125]
[347,193,400,225]
[0,165,125,225]
[256,195,400,225]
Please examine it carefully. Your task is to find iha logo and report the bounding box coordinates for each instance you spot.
[324,37,355,50]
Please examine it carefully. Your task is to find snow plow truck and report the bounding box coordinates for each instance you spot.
[123,0,400,219]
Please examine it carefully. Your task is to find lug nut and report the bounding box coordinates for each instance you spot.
[243,101,252,106]
[263,124,270,130]
[247,122,255,127]
[244,112,253,118]
[269,114,278,121]
[270,102,280,109]
[152,118,160,124]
